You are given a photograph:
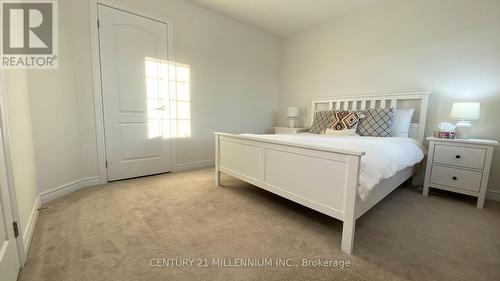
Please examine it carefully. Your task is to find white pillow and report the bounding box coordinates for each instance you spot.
[392,108,415,137]
[324,128,358,136]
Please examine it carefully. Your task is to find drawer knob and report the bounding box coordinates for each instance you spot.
[452,176,458,180]
[455,155,461,159]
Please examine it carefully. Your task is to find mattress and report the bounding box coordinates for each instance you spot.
[241,133,426,200]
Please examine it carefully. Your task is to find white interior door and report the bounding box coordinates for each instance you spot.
[0,121,21,280]
[98,5,171,181]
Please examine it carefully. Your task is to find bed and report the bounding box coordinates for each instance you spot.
[214,92,430,254]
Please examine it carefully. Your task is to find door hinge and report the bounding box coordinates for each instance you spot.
[105,161,108,168]
[97,19,100,28]
[13,221,19,238]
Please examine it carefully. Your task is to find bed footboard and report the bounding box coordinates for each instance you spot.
[214,132,362,254]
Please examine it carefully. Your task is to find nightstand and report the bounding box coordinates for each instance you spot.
[274,127,308,134]
[423,137,498,208]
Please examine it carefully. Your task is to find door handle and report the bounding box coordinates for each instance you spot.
[154,106,166,111]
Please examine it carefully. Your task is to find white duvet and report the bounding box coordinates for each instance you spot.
[241,133,426,200]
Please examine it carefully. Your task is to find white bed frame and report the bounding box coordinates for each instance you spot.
[214,92,430,254]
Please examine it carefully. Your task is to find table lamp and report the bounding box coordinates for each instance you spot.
[287,106,299,128]
[450,102,480,139]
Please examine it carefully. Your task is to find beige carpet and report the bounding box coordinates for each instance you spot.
[19,168,500,281]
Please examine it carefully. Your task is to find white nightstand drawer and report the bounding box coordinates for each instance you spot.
[430,165,482,192]
[433,144,486,170]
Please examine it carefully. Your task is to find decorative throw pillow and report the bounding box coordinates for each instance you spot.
[392,108,415,137]
[327,110,361,131]
[309,110,335,134]
[357,108,394,137]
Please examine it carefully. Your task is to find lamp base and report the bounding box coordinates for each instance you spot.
[288,118,298,128]
[455,121,472,139]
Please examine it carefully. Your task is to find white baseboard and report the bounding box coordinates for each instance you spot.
[40,176,101,204]
[486,189,500,202]
[174,160,215,172]
[23,194,41,255]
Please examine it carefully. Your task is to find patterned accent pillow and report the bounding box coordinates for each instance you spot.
[309,110,335,134]
[357,108,394,137]
[327,110,361,131]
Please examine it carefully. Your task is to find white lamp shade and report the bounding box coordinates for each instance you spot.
[450,102,480,120]
[287,106,299,117]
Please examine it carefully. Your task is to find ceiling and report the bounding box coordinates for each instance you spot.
[188,0,383,37]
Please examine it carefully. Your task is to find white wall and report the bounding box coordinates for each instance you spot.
[27,0,84,194]
[27,0,281,193]
[3,70,40,237]
[280,0,500,193]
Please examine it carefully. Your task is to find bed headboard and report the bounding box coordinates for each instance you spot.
[310,92,431,143]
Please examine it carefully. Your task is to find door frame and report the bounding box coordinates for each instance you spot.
[0,70,25,266]
[89,0,175,184]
